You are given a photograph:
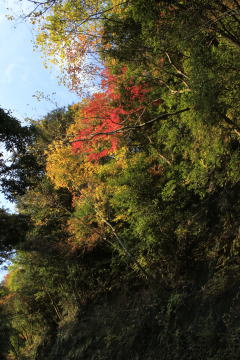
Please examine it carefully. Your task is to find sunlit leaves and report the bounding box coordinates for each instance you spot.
[34,0,111,94]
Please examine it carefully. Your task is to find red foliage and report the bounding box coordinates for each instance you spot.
[71,92,123,161]
[71,68,150,161]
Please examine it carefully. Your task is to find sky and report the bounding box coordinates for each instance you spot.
[0,0,80,280]
[0,1,79,122]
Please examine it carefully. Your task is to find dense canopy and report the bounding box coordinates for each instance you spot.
[0,0,240,359]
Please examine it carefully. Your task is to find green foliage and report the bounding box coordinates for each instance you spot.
[0,108,32,152]
[0,108,35,200]
[0,208,29,263]
[2,0,240,358]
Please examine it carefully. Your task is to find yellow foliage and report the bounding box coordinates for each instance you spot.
[46,139,95,191]
[111,0,128,14]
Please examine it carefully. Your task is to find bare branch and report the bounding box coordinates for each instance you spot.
[100,217,151,279]
[221,113,240,136]
[69,108,190,144]
[165,52,189,80]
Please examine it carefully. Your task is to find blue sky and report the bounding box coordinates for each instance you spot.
[0,0,80,280]
[0,2,79,122]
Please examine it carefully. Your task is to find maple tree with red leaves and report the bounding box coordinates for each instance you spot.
[71,68,151,161]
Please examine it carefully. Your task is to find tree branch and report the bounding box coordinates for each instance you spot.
[221,113,240,136]
[100,217,151,279]
[69,108,190,144]
[165,52,189,80]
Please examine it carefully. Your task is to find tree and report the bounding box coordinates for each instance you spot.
[2,1,240,358]
[0,108,33,262]
[0,209,29,263]
[0,108,31,152]
[0,107,35,200]
[28,0,114,94]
